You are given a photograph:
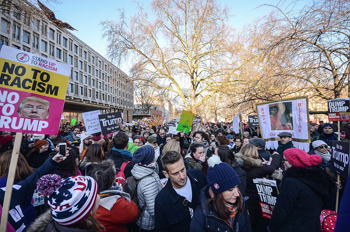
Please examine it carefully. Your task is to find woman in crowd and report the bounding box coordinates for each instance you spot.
[26,139,51,169]
[217,145,247,195]
[235,144,281,232]
[131,145,162,232]
[145,136,160,161]
[231,137,242,154]
[80,144,104,175]
[190,162,252,232]
[142,131,150,142]
[209,133,217,151]
[28,174,101,232]
[89,160,139,232]
[311,140,331,164]
[269,148,335,232]
[184,143,209,175]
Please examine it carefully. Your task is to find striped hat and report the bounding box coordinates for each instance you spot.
[37,174,98,225]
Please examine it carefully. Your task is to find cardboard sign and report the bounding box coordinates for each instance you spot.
[248,115,259,128]
[82,110,101,134]
[31,189,45,207]
[176,110,195,133]
[0,45,70,135]
[98,112,123,134]
[328,98,350,121]
[190,122,207,137]
[168,126,178,135]
[253,178,278,219]
[331,140,349,179]
[232,115,241,134]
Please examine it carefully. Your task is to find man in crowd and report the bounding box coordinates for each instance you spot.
[157,128,167,146]
[155,151,207,232]
[105,131,134,178]
[79,133,93,160]
[250,138,271,161]
[276,132,294,163]
[65,126,81,144]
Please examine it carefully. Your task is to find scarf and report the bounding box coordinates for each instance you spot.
[277,141,294,159]
[112,147,133,159]
[314,150,331,163]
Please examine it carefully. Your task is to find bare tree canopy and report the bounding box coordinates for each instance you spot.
[102,0,254,114]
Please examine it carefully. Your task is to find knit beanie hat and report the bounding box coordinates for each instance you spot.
[147,135,157,144]
[284,148,322,168]
[312,140,328,149]
[37,174,98,226]
[78,132,91,155]
[34,139,48,148]
[207,162,241,194]
[132,145,155,165]
[323,123,334,130]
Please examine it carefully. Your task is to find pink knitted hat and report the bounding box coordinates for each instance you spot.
[284,148,322,168]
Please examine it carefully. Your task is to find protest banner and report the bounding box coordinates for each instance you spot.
[232,114,241,134]
[176,110,195,133]
[248,115,259,128]
[149,110,162,127]
[98,112,123,134]
[256,97,310,151]
[328,98,350,121]
[82,110,101,134]
[190,122,207,137]
[168,126,178,135]
[0,45,70,135]
[331,140,349,179]
[0,46,70,232]
[253,178,278,219]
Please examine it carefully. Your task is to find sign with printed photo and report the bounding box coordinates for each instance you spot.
[253,178,278,219]
[0,46,70,135]
[256,97,310,151]
[328,98,350,121]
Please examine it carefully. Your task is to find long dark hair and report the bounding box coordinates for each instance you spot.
[217,145,236,165]
[206,190,243,220]
[56,149,79,178]
[84,144,103,163]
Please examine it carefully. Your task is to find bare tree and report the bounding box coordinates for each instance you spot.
[102,0,254,114]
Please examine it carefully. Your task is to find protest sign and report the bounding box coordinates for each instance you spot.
[256,97,310,151]
[232,114,241,134]
[248,115,259,128]
[0,45,70,135]
[190,122,207,137]
[82,110,101,134]
[168,126,178,135]
[98,112,123,134]
[253,178,278,219]
[331,140,349,179]
[176,110,195,133]
[31,189,45,207]
[71,118,77,126]
[149,110,162,127]
[193,116,202,125]
[328,98,350,121]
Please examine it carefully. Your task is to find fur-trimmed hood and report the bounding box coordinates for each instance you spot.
[283,166,335,197]
[235,152,262,167]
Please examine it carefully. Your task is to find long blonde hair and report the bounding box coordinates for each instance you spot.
[240,143,259,159]
[162,139,181,154]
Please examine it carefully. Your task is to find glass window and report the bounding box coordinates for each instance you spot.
[49,28,54,40]
[92,79,95,87]
[49,43,54,56]
[74,71,78,81]
[74,44,78,54]
[41,40,47,52]
[84,51,87,59]
[88,89,91,97]
[41,22,47,35]
[12,23,20,40]
[69,55,73,65]
[63,37,67,47]
[74,57,78,68]
[23,12,30,26]
[32,33,39,49]
[33,19,39,31]
[23,31,30,44]
[1,19,9,34]
[0,35,9,48]
[56,48,61,59]
[92,56,95,64]
[79,60,82,70]
[84,75,87,84]
[79,47,82,57]
[69,39,73,51]
[63,50,67,63]
[88,65,91,74]
[13,7,21,20]
[56,32,61,44]
[80,86,83,95]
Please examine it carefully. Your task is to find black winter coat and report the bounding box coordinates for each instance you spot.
[155,169,207,232]
[190,185,252,232]
[230,161,247,196]
[269,167,335,232]
[105,149,133,178]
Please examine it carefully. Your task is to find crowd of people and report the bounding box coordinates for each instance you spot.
[0,119,347,232]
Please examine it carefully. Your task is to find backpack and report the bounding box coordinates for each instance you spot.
[124,174,152,206]
[116,161,130,186]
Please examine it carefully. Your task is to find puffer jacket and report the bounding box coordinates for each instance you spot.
[131,163,162,230]
[190,185,252,232]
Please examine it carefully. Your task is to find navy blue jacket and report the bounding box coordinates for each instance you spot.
[190,185,252,232]
[0,158,59,232]
[155,169,207,232]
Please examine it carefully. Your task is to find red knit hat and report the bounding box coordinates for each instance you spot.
[34,139,49,148]
[283,148,321,168]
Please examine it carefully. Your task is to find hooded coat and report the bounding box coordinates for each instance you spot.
[131,163,162,230]
[269,167,335,232]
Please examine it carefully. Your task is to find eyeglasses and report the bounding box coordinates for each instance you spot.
[317,146,327,149]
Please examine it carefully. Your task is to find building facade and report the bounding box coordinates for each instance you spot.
[0,0,134,124]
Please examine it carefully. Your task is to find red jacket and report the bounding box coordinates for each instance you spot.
[95,192,139,232]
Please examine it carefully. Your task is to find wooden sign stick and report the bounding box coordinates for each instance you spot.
[0,132,23,232]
